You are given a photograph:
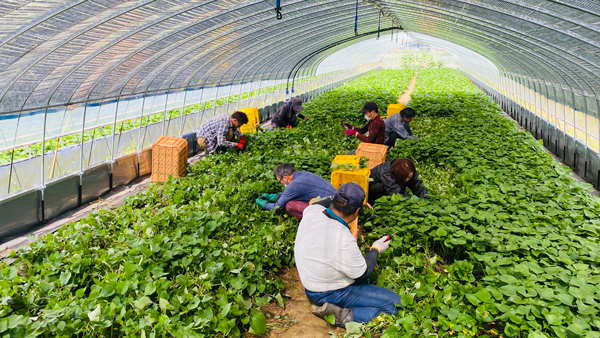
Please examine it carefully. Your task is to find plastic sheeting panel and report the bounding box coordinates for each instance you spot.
[44,175,79,221]
[112,153,138,188]
[81,164,110,205]
[0,189,42,240]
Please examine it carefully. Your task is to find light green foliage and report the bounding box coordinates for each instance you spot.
[0,70,414,337]
[357,69,600,338]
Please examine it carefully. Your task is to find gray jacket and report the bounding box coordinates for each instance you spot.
[385,113,418,140]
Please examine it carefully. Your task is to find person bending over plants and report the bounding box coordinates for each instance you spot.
[341,102,386,145]
[384,107,418,147]
[196,111,249,154]
[255,163,336,221]
[295,183,402,328]
[368,158,429,204]
[271,97,308,129]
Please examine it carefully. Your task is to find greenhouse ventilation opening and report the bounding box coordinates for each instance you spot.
[0,0,600,241]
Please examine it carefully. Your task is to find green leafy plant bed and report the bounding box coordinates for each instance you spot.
[0,69,414,337]
[6,68,595,338]
[357,69,600,338]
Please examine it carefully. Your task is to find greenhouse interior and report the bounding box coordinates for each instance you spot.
[1,0,600,337]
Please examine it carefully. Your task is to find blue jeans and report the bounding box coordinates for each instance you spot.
[305,283,402,323]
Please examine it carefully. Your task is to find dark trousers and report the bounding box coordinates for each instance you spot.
[384,131,398,147]
[368,183,387,205]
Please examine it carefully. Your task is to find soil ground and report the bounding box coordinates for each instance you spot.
[262,267,345,338]
[398,74,418,105]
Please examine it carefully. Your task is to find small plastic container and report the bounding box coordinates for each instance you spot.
[239,107,260,133]
[356,143,388,170]
[330,167,370,203]
[151,136,188,182]
[387,104,404,116]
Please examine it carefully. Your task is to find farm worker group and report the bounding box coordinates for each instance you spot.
[196,98,428,327]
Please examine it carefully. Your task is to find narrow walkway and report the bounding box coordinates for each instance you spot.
[398,74,418,106]
[264,268,344,337]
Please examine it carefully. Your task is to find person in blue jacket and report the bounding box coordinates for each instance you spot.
[255,163,336,221]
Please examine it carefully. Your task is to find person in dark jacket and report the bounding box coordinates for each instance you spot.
[368,158,428,204]
[255,163,336,221]
[384,107,418,147]
[271,98,308,128]
[342,102,385,144]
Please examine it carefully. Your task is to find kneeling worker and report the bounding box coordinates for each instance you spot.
[196,111,249,154]
[369,158,428,205]
[271,98,308,129]
[295,183,402,327]
[342,102,386,144]
[384,107,418,147]
[255,163,336,221]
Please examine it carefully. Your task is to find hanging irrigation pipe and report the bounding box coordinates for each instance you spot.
[275,0,282,20]
[286,26,401,96]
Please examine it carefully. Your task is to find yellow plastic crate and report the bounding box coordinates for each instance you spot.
[356,143,388,170]
[239,107,259,134]
[332,155,361,167]
[387,104,404,116]
[330,168,370,203]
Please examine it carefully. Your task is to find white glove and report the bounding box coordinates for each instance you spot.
[371,236,391,253]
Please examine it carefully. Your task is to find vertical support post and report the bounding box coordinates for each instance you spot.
[40,108,48,222]
[178,89,189,137]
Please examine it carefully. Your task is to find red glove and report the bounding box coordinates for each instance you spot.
[239,136,247,146]
[286,125,291,129]
[344,129,357,136]
[236,143,244,149]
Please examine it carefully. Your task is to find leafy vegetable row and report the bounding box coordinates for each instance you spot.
[0,69,415,337]
[360,69,600,338]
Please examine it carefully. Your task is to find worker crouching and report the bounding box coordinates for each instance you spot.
[369,158,429,205]
[342,102,386,144]
[255,163,336,221]
[295,183,402,328]
[196,111,249,154]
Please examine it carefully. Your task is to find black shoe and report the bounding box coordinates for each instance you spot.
[310,302,354,328]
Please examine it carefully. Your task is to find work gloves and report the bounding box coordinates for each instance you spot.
[255,198,268,209]
[239,136,247,146]
[236,143,245,149]
[370,236,391,253]
[260,193,279,202]
[344,129,357,136]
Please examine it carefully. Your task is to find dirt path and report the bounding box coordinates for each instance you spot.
[263,267,345,337]
[398,74,418,106]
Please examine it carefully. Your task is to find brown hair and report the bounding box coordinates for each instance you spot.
[389,158,416,186]
[231,111,249,125]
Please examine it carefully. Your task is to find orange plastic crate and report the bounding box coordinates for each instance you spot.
[330,168,370,203]
[151,136,188,182]
[387,104,404,116]
[356,143,388,170]
[239,107,260,134]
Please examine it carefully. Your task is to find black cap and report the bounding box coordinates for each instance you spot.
[359,101,378,114]
[335,183,365,208]
[291,98,304,112]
